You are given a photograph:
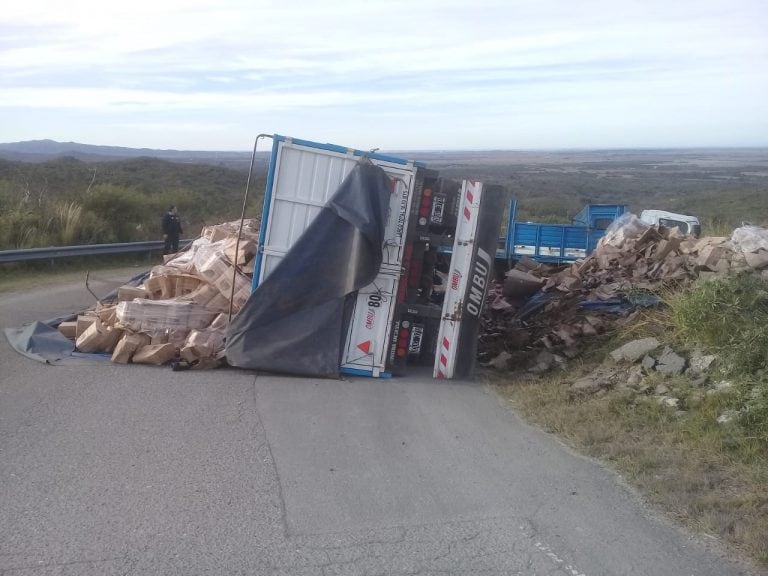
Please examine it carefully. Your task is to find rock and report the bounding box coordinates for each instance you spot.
[689,350,716,374]
[655,396,680,408]
[641,354,656,371]
[690,375,709,387]
[655,346,686,376]
[487,351,512,370]
[655,384,669,395]
[717,380,734,391]
[552,354,568,370]
[610,337,661,363]
[567,367,619,399]
[717,411,736,424]
[529,350,556,373]
[626,365,644,387]
[637,380,652,394]
[504,269,544,298]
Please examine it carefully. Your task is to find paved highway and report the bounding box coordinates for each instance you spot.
[0,271,756,575]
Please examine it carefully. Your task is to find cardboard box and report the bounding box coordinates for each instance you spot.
[143,276,168,300]
[697,246,725,270]
[186,328,225,352]
[76,315,97,338]
[118,285,149,302]
[150,330,169,345]
[214,270,250,301]
[116,300,215,332]
[189,284,218,307]
[57,321,78,340]
[132,343,176,366]
[96,304,118,327]
[202,224,232,243]
[76,318,122,353]
[111,332,151,364]
[224,238,257,266]
[205,293,230,313]
[180,344,215,363]
[174,275,201,297]
[198,252,231,283]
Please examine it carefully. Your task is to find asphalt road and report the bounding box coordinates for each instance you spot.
[0,272,757,576]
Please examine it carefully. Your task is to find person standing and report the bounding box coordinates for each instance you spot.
[162,205,182,255]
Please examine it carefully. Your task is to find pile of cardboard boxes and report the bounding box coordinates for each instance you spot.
[56,219,259,368]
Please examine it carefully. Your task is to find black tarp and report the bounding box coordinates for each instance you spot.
[4,270,149,365]
[225,161,392,378]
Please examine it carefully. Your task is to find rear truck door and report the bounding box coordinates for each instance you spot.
[253,135,420,378]
[434,180,507,379]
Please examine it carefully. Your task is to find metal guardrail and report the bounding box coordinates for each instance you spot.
[0,239,195,264]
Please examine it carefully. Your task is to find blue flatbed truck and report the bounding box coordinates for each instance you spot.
[496,201,627,263]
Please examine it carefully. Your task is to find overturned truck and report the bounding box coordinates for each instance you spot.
[227,136,508,379]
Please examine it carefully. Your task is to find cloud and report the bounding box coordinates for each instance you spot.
[0,0,766,148]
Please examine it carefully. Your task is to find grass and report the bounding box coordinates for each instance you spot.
[491,273,768,570]
[494,370,768,569]
[0,254,159,294]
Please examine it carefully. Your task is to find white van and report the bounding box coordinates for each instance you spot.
[640,210,701,237]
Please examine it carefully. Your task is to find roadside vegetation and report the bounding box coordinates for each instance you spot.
[0,254,161,294]
[0,157,263,249]
[494,272,768,569]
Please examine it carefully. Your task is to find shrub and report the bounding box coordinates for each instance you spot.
[669,273,768,440]
[669,273,768,374]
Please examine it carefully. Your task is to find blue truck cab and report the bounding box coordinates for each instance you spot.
[498,201,627,263]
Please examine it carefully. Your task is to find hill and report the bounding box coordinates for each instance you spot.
[0,139,262,169]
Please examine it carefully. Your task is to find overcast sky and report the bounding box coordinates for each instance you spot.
[1,0,766,151]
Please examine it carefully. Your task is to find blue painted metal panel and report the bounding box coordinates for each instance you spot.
[499,202,627,263]
[252,136,281,290]
[274,134,426,168]
[340,367,393,378]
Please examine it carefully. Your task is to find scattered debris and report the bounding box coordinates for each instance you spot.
[480,219,768,374]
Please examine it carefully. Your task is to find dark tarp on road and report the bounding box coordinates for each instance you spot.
[3,271,149,365]
[225,161,392,378]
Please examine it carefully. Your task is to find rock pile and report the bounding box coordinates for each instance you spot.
[566,339,726,412]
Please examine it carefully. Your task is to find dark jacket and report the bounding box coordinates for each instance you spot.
[162,211,182,238]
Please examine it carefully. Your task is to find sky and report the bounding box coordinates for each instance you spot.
[1,0,766,151]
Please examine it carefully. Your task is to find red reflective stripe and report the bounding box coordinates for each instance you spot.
[442,337,450,349]
[463,207,471,220]
[440,353,448,366]
[466,189,474,203]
